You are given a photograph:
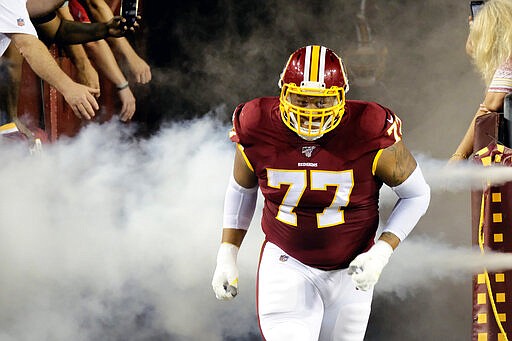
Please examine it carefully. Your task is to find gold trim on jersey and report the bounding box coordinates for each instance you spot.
[236,143,254,172]
[372,149,384,175]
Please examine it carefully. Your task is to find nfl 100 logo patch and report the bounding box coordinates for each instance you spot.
[301,145,316,158]
[17,18,25,26]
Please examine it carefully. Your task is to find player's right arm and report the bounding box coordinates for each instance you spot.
[212,144,258,300]
[223,145,258,243]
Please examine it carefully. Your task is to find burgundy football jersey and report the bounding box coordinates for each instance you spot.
[230,97,402,270]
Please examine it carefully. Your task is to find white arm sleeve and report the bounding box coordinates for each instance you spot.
[381,166,430,241]
[222,175,258,230]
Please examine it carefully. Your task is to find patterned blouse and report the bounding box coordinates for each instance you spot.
[489,59,512,93]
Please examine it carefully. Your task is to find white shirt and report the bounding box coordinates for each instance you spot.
[0,0,38,56]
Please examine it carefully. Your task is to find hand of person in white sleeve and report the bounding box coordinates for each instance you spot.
[347,240,394,291]
[212,243,240,300]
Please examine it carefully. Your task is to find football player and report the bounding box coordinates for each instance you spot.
[212,45,430,341]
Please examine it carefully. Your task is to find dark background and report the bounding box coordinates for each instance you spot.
[138,0,475,138]
[133,1,483,340]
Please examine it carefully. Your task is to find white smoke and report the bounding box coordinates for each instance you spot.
[3,116,512,340]
[419,155,512,191]
[0,118,263,341]
[378,237,512,298]
[377,158,512,298]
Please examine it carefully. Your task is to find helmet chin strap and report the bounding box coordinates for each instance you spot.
[298,133,323,141]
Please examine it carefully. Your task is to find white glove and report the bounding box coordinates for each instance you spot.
[348,240,393,291]
[212,243,240,300]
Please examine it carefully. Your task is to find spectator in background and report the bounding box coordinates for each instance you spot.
[450,0,512,162]
[56,1,100,96]
[60,0,136,122]
[0,0,131,122]
[0,58,46,152]
[36,2,102,98]
[82,0,152,85]
[0,56,16,125]
[58,39,101,96]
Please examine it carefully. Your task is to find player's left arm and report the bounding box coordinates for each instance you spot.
[375,140,430,246]
[348,141,430,291]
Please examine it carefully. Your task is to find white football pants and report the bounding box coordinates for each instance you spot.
[257,242,373,341]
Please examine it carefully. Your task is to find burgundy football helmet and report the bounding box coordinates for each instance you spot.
[278,45,349,140]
